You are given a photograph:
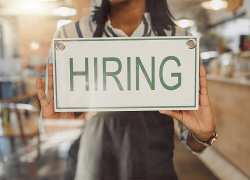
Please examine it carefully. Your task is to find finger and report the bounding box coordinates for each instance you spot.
[199,65,208,95]
[48,63,54,102]
[159,110,183,122]
[36,77,48,107]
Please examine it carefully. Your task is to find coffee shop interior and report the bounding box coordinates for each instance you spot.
[0,0,250,179]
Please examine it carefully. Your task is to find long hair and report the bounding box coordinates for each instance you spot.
[92,0,176,36]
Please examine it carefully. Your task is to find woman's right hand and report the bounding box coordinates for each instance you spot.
[36,63,96,121]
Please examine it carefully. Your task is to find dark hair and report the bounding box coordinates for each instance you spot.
[92,0,176,36]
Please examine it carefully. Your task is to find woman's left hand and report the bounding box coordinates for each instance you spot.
[159,65,216,141]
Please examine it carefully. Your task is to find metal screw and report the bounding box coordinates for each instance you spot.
[186,39,196,49]
[55,41,66,51]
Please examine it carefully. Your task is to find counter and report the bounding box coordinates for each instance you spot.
[206,75,250,177]
[207,74,250,86]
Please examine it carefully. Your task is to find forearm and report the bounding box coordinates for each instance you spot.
[187,134,206,152]
[187,131,214,152]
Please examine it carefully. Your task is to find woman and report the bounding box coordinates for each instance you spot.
[36,0,216,179]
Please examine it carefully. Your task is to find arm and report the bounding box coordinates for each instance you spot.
[37,26,96,135]
[160,65,216,152]
[187,133,211,152]
[36,63,96,135]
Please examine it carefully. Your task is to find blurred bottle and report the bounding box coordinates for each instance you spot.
[220,51,234,78]
[208,58,221,76]
[1,107,10,125]
[234,51,250,80]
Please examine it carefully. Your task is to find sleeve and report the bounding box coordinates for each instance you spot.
[38,27,63,136]
[178,121,206,154]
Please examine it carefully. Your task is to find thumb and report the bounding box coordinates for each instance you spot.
[159,110,183,123]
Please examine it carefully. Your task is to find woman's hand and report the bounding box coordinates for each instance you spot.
[36,63,96,121]
[159,65,216,142]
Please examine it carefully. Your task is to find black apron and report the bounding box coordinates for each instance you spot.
[62,24,178,180]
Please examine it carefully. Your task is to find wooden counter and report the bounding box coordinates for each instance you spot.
[207,75,250,177]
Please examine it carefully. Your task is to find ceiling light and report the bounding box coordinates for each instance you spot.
[22,1,40,11]
[201,0,228,10]
[26,2,37,9]
[19,1,44,14]
[175,19,195,28]
[201,51,219,59]
[52,7,77,17]
[30,42,40,50]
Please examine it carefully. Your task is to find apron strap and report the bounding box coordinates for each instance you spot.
[171,25,176,36]
[75,21,83,38]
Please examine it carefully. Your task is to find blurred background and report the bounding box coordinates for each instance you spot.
[0,0,249,179]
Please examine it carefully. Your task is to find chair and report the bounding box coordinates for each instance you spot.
[0,92,40,180]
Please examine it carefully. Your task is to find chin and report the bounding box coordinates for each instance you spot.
[110,0,133,4]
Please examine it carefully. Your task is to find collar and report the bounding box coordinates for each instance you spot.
[103,13,152,37]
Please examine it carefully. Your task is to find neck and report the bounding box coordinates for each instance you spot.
[110,0,146,36]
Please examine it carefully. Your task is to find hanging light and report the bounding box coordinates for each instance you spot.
[175,19,195,28]
[52,7,77,17]
[201,0,228,10]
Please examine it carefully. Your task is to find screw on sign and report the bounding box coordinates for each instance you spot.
[56,41,66,51]
[186,39,196,49]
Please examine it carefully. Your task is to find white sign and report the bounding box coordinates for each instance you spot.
[53,37,199,112]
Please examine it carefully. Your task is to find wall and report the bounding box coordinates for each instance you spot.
[19,0,91,68]
[226,0,243,13]
[237,0,250,18]
[19,16,57,68]
[71,0,90,21]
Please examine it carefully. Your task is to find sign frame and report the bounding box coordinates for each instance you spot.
[53,37,199,112]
